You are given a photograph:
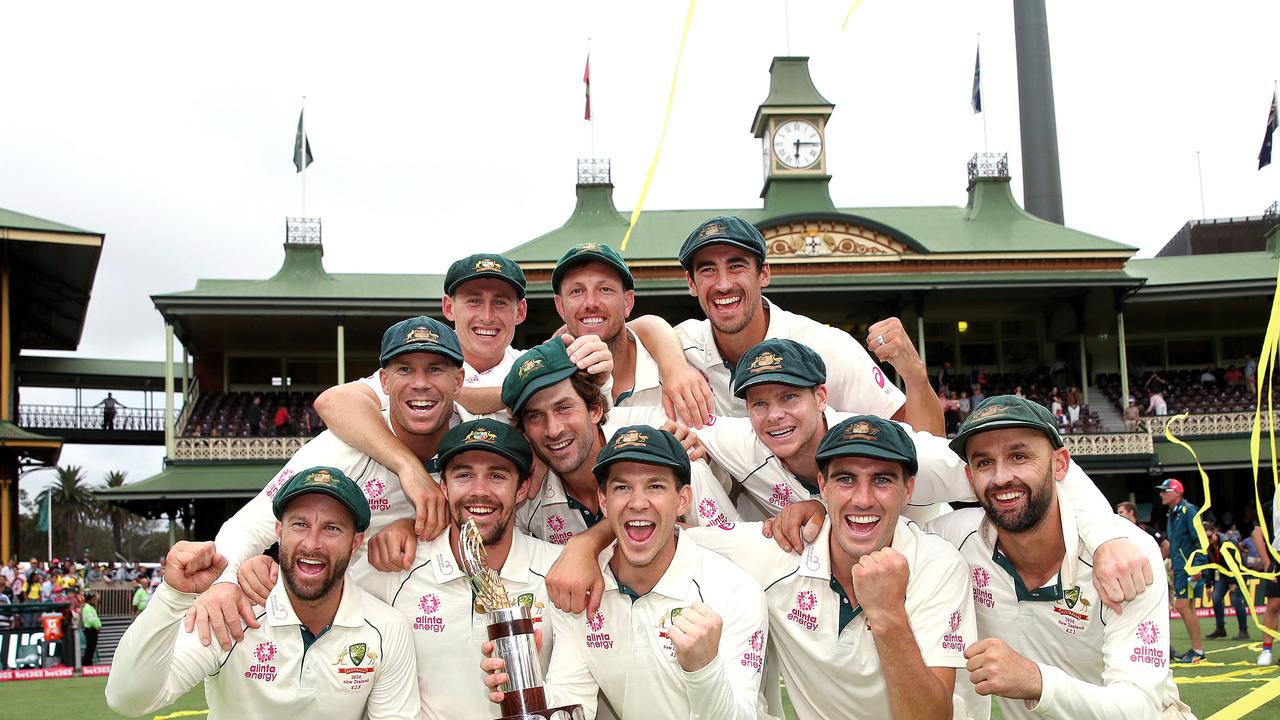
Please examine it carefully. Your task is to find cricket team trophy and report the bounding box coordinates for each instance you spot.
[461,519,585,720]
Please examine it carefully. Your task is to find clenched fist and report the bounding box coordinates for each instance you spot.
[865,318,925,378]
[965,638,1043,701]
[165,541,228,595]
[849,547,909,622]
[668,601,722,672]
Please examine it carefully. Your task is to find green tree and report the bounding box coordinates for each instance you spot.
[103,470,129,559]
[39,465,99,558]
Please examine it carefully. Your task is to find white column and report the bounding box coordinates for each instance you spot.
[337,322,346,384]
[1117,310,1130,407]
[164,323,175,456]
[1079,333,1088,405]
[916,315,927,366]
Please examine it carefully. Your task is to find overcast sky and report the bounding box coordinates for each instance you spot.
[6,1,1279,495]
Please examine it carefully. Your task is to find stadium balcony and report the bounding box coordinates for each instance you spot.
[173,390,325,461]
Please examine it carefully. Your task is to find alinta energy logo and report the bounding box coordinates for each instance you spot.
[246,642,279,682]
[769,483,794,508]
[741,630,765,672]
[698,498,729,527]
[586,610,613,649]
[972,566,994,609]
[415,593,445,634]
[546,514,572,544]
[1131,620,1166,668]
[265,469,296,499]
[941,611,965,652]
[788,590,819,631]
[363,477,390,512]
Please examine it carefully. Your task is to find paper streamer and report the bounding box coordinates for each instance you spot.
[619,0,697,252]
[841,0,867,31]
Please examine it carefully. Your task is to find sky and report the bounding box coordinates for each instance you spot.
[5,1,1279,495]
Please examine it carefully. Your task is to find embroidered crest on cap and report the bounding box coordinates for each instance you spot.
[405,326,439,344]
[748,351,783,374]
[464,427,498,444]
[574,242,603,253]
[966,403,1007,424]
[474,257,502,272]
[841,420,879,441]
[613,429,649,448]
[304,469,337,486]
[518,358,543,379]
[698,222,727,240]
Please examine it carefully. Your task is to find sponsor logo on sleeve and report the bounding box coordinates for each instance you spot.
[264,469,296,498]
[586,610,614,649]
[971,566,995,609]
[941,611,966,651]
[414,593,445,633]
[246,642,279,681]
[769,483,794,509]
[741,630,765,672]
[546,514,573,545]
[697,498,730,528]
[363,477,390,512]
[1131,620,1167,668]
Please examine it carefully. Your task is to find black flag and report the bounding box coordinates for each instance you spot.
[293,109,314,173]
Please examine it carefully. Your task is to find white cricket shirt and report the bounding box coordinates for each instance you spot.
[544,530,768,719]
[675,297,905,419]
[353,529,562,720]
[105,578,418,719]
[928,498,1178,720]
[613,328,665,410]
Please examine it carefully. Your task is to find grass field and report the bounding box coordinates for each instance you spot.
[9,620,1279,720]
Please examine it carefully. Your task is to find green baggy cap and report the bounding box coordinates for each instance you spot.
[948,395,1064,461]
[501,338,578,416]
[592,424,691,486]
[272,466,371,532]
[444,253,527,299]
[552,242,634,293]
[732,338,827,398]
[437,418,534,477]
[816,415,919,476]
[379,316,464,367]
[678,215,767,270]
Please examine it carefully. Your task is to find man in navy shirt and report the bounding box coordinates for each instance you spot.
[1159,478,1204,663]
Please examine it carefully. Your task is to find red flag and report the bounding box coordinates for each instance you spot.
[583,55,591,121]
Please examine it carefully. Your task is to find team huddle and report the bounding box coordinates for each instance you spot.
[105,217,1194,719]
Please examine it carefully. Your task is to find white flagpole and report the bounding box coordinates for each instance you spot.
[979,34,988,154]
[588,40,595,159]
[46,489,52,563]
[1196,151,1206,218]
[301,96,307,218]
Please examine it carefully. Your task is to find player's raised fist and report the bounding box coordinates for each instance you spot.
[964,637,1043,701]
[849,547,909,620]
[165,541,228,595]
[865,317,924,375]
[668,601,722,672]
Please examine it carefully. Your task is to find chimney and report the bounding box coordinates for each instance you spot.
[1013,0,1065,224]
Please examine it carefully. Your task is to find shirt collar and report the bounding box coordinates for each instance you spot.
[980,492,1082,599]
[693,296,785,367]
[264,571,366,629]
[424,529,469,586]
[628,328,663,396]
[600,528,699,601]
[801,516,920,581]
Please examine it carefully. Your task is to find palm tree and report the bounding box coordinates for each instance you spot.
[44,465,98,558]
[103,470,129,559]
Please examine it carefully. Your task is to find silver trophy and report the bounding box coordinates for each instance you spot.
[460,519,584,720]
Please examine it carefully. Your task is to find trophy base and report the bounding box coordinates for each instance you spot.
[497,704,585,720]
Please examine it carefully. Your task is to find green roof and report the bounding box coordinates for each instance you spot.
[505,178,1135,263]
[1126,251,1278,287]
[0,207,92,234]
[97,462,279,501]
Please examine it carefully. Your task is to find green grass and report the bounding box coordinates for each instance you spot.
[9,621,1280,720]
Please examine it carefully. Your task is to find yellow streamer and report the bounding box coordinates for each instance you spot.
[1176,666,1279,685]
[841,0,867,31]
[619,0,697,252]
[1205,677,1280,719]
[152,711,209,720]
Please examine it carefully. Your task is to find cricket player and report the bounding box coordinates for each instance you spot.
[482,425,769,719]
[928,395,1188,719]
[236,419,563,720]
[672,215,942,434]
[187,317,473,649]
[105,467,418,719]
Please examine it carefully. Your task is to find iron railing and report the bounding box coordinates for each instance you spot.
[17,405,171,432]
[285,217,321,245]
[577,158,611,185]
[967,153,1009,183]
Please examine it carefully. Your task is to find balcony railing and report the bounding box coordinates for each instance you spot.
[17,404,172,433]
[173,436,311,461]
[967,153,1009,183]
[1142,410,1280,438]
[1063,431,1154,456]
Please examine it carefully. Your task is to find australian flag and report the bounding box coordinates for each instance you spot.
[1260,91,1277,170]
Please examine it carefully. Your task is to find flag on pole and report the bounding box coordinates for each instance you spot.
[583,55,592,121]
[971,46,982,114]
[293,109,314,173]
[36,489,50,532]
[1259,91,1277,170]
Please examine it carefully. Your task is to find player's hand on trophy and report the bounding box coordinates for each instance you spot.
[563,333,613,385]
[849,547,910,622]
[480,631,543,704]
[165,541,227,595]
[763,499,825,553]
[965,638,1043,701]
[661,364,713,429]
[865,317,925,377]
[547,533,607,615]
[394,459,449,541]
[184,581,260,650]
[369,517,419,572]
[237,554,278,606]
[668,601,722,672]
[662,420,707,463]
[1093,537,1153,614]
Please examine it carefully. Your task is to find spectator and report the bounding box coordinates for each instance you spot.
[957,390,971,423]
[273,405,292,436]
[1116,500,1166,546]
[10,573,25,601]
[1147,371,1169,416]
[1067,398,1082,431]
[86,564,103,583]
[0,577,12,629]
[1124,397,1141,432]
[1050,392,1063,418]
[94,392,126,430]
[1054,406,1070,433]
[0,559,14,585]
[131,577,149,615]
[944,391,961,435]
[40,573,54,602]
[1245,353,1258,393]
[26,572,42,601]
[1066,385,1081,409]
[1204,521,1250,640]
[302,404,321,434]
[1224,365,1244,386]
[1200,367,1217,388]
[81,591,102,665]
[970,386,986,407]
[1013,385,1025,398]
[247,395,263,436]
[936,361,952,394]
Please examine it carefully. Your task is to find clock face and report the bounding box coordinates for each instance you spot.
[772,119,822,169]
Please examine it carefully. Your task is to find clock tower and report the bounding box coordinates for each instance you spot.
[751,56,836,214]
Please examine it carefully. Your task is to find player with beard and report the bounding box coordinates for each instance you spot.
[185,317,474,651]
[235,419,562,720]
[106,467,418,719]
[671,215,943,435]
[926,396,1189,720]
[481,425,768,719]
[552,241,714,424]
